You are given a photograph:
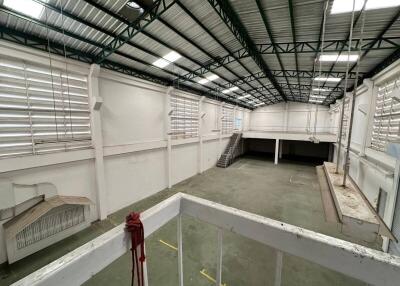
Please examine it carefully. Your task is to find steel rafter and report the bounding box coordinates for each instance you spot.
[321,2,367,104]
[81,0,274,104]
[155,18,274,103]
[229,70,358,87]
[255,0,293,95]
[76,0,273,104]
[255,0,293,97]
[175,1,274,104]
[308,0,329,102]
[206,0,286,101]
[181,37,400,81]
[94,0,177,63]
[287,0,301,91]
[364,48,400,79]
[30,0,256,105]
[324,7,400,104]
[248,84,343,94]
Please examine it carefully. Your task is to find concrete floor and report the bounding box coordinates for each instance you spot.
[0,156,377,286]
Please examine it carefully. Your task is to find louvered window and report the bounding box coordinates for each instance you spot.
[0,57,91,158]
[371,77,400,152]
[170,95,199,139]
[222,106,234,134]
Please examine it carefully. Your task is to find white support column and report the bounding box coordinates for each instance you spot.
[284,103,289,132]
[177,215,184,286]
[279,140,283,159]
[218,103,223,158]
[88,64,107,220]
[216,228,223,286]
[166,87,173,189]
[274,251,283,286]
[275,139,280,165]
[199,97,205,174]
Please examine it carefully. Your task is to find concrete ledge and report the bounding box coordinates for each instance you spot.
[323,162,379,242]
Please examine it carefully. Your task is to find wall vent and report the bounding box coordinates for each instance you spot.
[4,196,91,263]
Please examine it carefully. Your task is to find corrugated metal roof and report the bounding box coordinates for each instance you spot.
[0,0,399,106]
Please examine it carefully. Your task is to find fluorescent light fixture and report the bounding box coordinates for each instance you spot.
[152,51,181,68]
[319,53,358,62]
[331,0,400,14]
[313,88,331,92]
[163,51,181,62]
[221,86,239,94]
[198,78,209,85]
[198,74,219,85]
[254,103,265,106]
[152,58,169,68]
[238,94,251,100]
[310,95,326,100]
[206,74,219,81]
[314,77,341,83]
[4,0,47,19]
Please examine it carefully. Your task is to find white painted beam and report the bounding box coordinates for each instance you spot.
[180,194,400,286]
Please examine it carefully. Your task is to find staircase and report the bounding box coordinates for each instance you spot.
[217,133,242,168]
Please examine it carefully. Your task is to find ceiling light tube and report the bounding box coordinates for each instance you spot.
[4,0,47,19]
[163,51,181,62]
[152,51,182,68]
[238,94,251,100]
[331,0,400,14]
[206,74,219,81]
[319,53,359,62]
[314,77,341,83]
[198,78,209,85]
[313,88,331,92]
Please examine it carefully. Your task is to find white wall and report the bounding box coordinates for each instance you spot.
[331,59,400,251]
[250,102,334,133]
[0,41,251,263]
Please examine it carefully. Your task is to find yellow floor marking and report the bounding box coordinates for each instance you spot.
[159,240,227,285]
[158,239,178,251]
[200,269,227,286]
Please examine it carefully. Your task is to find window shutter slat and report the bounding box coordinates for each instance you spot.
[0,56,92,159]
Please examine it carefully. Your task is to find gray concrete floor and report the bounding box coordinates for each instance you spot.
[1,156,378,286]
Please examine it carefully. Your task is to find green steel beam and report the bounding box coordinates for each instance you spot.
[206,0,286,101]
[81,0,274,104]
[307,0,329,102]
[229,70,358,87]
[255,0,293,97]
[288,0,301,91]
[324,7,400,104]
[154,18,274,104]
[94,0,177,63]
[180,37,400,81]
[175,0,275,104]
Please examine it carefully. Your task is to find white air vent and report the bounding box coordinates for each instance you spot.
[4,196,91,263]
